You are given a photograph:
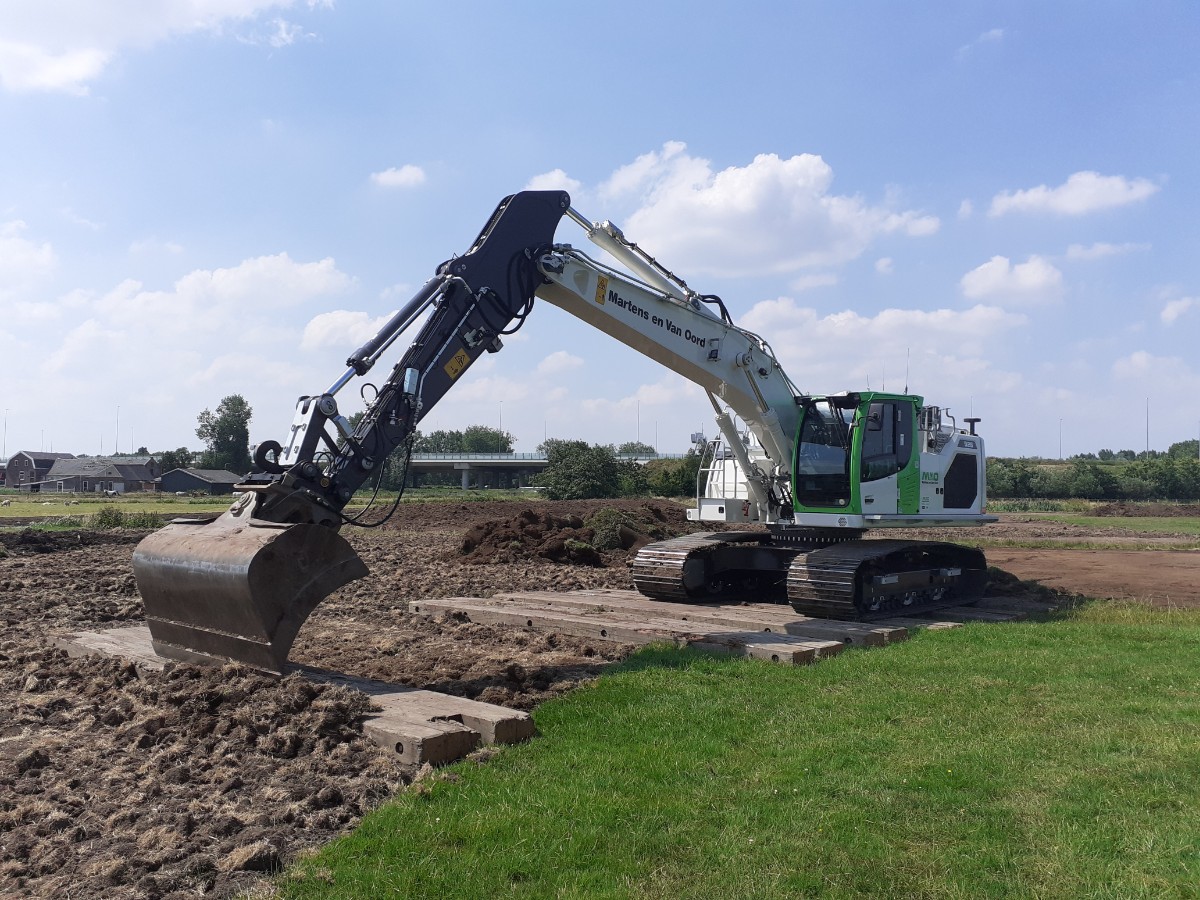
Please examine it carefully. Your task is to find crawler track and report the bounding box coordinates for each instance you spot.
[632,533,987,620]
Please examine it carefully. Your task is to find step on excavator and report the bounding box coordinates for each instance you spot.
[132,190,996,673]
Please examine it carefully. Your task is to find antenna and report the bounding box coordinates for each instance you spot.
[904,348,910,394]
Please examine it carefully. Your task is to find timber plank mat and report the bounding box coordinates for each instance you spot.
[491,589,908,646]
[414,589,1040,666]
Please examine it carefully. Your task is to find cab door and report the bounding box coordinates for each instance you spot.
[856,400,913,514]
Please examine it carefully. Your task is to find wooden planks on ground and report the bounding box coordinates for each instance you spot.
[413,588,1044,668]
[494,589,909,647]
[58,625,534,767]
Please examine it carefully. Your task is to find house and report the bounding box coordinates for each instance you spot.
[44,457,157,494]
[112,455,162,480]
[161,468,243,495]
[4,451,75,493]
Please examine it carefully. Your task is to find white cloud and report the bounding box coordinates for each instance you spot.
[957,199,973,220]
[370,164,426,189]
[578,143,939,278]
[580,374,705,417]
[0,220,55,292]
[536,350,584,375]
[874,257,894,275]
[525,169,582,194]
[0,2,321,94]
[266,19,304,48]
[1065,241,1149,261]
[301,309,397,350]
[790,272,839,291]
[97,254,353,334]
[1161,297,1197,325]
[960,255,1063,304]
[739,298,1026,395]
[1112,350,1200,391]
[989,171,1160,217]
[956,27,1006,61]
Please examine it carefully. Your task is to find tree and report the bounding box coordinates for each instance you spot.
[534,439,620,499]
[463,425,513,453]
[155,447,195,472]
[617,441,657,457]
[644,449,704,497]
[1167,439,1200,460]
[196,394,253,474]
[414,429,464,453]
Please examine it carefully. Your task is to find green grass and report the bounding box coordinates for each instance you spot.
[279,604,1200,899]
[0,494,232,518]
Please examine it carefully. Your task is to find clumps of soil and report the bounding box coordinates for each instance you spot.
[986,566,1076,606]
[0,646,406,899]
[457,504,679,567]
[1093,501,1200,518]
[0,528,144,556]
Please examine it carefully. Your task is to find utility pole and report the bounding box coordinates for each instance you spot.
[2,409,7,460]
[115,406,120,456]
[1058,418,1063,460]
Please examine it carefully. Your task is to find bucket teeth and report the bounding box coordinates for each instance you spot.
[132,509,368,674]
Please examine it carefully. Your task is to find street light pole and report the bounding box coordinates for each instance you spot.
[1058,418,1063,460]
[498,402,503,452]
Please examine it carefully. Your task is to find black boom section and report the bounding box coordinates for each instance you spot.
[321,191,571,503]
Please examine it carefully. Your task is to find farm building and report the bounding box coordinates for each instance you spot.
[43,458,157,494]
[4,451,75,492]
[161,468,243,495]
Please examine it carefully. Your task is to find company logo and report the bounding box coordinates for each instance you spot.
[921,471,940,484]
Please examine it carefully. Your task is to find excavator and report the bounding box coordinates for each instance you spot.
[132,190,995,674]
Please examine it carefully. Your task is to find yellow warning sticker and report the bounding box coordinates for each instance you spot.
[594,274,608,305]
[444,348,470,380]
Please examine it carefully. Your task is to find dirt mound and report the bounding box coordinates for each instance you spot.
[1093,501,1200,518]
[0,646,405,899]
[457,503,681,567]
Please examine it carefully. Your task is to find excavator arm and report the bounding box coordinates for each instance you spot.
[132,191,571,672]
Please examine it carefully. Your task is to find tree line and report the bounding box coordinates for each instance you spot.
[144,398,704,498]
[988,440,1200,501]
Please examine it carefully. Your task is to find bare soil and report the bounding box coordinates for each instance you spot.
[1,499,1196,898]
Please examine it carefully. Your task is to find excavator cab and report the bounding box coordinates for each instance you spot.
[793,392,961,523]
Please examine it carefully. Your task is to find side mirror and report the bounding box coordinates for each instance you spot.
[866,401,885,432]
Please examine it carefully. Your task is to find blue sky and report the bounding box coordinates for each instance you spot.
[2,2,1198,461]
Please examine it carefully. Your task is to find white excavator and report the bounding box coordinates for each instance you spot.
[132,190,995,673]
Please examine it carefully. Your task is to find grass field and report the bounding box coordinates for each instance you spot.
[279,603,1200,899]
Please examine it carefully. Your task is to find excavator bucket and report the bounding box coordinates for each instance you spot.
[131,506,368,674]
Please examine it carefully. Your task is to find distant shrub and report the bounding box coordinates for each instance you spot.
[89,507,162,529]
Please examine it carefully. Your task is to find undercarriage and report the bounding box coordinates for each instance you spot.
[631,529,988,620]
